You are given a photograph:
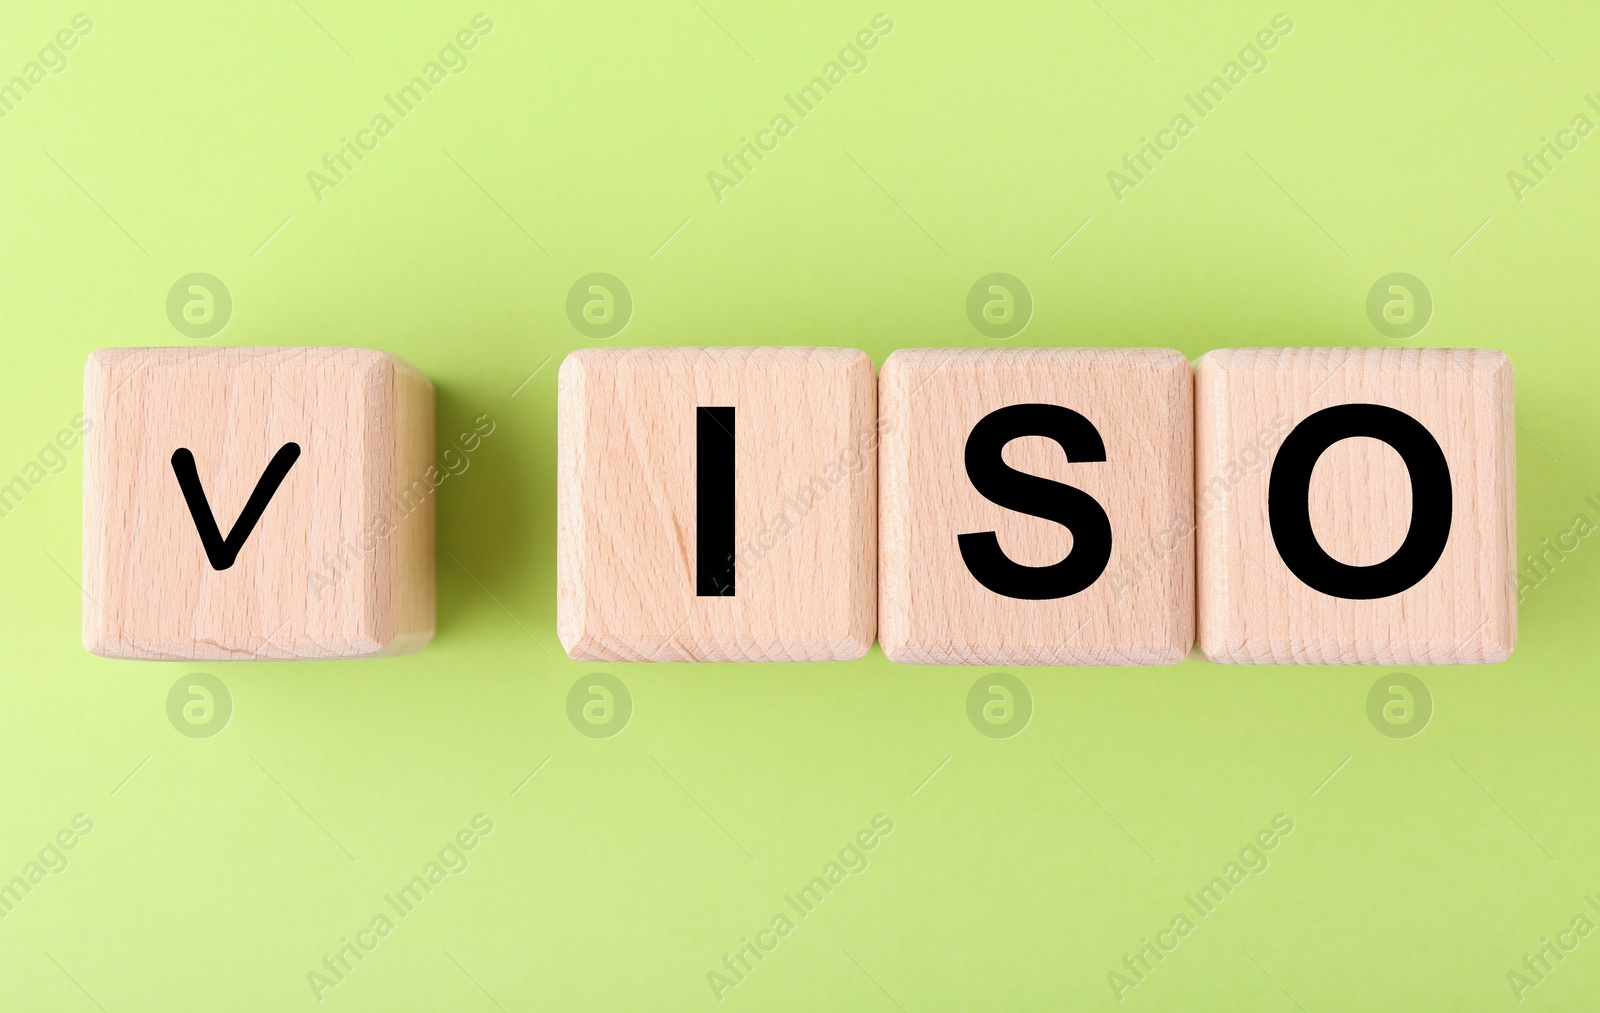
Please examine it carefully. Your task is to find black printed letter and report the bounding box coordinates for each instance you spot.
[696,407,735,596]
[957,404,1112,600]
[1267,403,1451,600]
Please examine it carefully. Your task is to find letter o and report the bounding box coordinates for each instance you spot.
[1267,403,1451,600]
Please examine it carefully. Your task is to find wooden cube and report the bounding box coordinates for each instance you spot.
[1196,347,1515,664]
[83,347,435,660]
[879,348,1194,665]
[558,347,875,662]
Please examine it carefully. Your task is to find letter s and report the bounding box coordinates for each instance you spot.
[957,404,1112,600]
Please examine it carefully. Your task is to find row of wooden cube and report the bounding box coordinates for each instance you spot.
[79,345,1514,665]
[560,346,1514,666]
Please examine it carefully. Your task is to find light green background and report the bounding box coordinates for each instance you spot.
[2,2,1598,1009]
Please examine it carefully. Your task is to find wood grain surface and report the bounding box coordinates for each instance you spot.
[1196,347,1515,664]
[558,347,876,662]
[879,348,1194,665]
[83,346,434,660]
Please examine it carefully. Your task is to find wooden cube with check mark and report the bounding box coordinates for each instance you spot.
[83,347,434,659]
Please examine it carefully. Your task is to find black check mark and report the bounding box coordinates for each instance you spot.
[170,443,301,570]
